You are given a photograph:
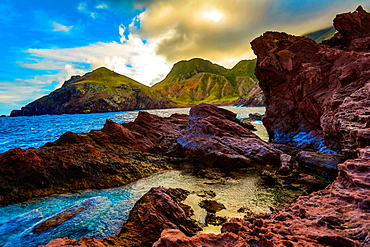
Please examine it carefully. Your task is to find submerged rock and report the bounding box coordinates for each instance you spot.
[41,187,201,247]
[251,6,370,155]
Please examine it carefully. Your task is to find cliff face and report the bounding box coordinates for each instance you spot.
[251,6,370,155]
[10,67,176,116]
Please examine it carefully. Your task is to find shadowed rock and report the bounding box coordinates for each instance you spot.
[251,7,370,155]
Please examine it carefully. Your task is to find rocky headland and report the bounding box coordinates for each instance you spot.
[10,67,176,117]
[10,58,262,117]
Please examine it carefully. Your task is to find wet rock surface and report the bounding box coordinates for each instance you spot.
[252,6,370,154]
[154,147,370,247]
[0,104,281,205]
[40,187,201,247]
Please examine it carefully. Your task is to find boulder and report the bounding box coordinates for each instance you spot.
[178,104,283,170]
[296,151,346,179]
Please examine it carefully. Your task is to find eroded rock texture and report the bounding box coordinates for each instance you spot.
[154,147,370,247]
[0,104,279,205]
[251,6,370,155]
[40,187,200,247]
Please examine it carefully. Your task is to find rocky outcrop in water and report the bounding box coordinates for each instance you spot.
[233,86,265,107]
[41,187,200,247]
[0,104,281,205]
[251,6,370,155]
[154,147,370,247]
[0,119,177,204]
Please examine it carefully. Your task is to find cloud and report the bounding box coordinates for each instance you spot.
[52,21,73,33]
[96,4,108,9]
[78,2,86,11]
[22,31,171,87]
[132,0,370,67]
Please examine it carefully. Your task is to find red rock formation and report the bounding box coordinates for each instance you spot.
[233,86,265,107]
[0,104,282,204]
[41,187,200,247]
[179,104,282,170]
[154,147,370,247]
[0,120,173,204]
[251,6,370,155]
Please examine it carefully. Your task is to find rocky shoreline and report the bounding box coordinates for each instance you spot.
[0,6,369,247]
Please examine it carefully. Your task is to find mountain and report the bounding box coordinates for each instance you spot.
[152,58,259,106]
[10,67,176,116]
[303,26,337,43]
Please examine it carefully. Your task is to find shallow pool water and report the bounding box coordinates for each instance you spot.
[0,169,297,247]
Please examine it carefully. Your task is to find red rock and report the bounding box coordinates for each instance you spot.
[154,147,370,246]
[0,119,172,204]
[179,104,282,170]
[123,111,182,150]
[42,187,201,247]
[251,7,370,154]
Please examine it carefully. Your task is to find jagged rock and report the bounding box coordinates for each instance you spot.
[0,104,286,205]
[41,187,201,247]
[296,151,346,179]
[178,104,283,170]
[251,7,370,154]
[0,119,175,204]
[153,147,370,246]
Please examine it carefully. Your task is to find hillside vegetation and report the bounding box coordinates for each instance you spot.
[152,58,258,106]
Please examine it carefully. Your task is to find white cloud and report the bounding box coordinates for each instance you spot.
[22,30,171,87]
[77,2,86,11]
[96,4,108,9]
[52,21,73,33]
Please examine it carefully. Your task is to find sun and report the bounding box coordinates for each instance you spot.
[203,10,223,22]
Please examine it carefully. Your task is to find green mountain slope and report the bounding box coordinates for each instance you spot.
[11,67,175,116]
[303,26,337,43]
[152,58,258,106]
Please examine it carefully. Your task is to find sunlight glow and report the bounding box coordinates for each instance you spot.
[203,10,223,22]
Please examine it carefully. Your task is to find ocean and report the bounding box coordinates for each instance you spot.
[0,106,273,247]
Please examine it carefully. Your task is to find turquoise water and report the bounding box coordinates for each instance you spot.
[0,170,283,247]
[0,106,267,246]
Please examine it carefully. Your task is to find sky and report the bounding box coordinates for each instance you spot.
[0,0,369,115]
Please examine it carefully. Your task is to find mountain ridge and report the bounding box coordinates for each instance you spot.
[10,58,261,116]
[10,67,175,116]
